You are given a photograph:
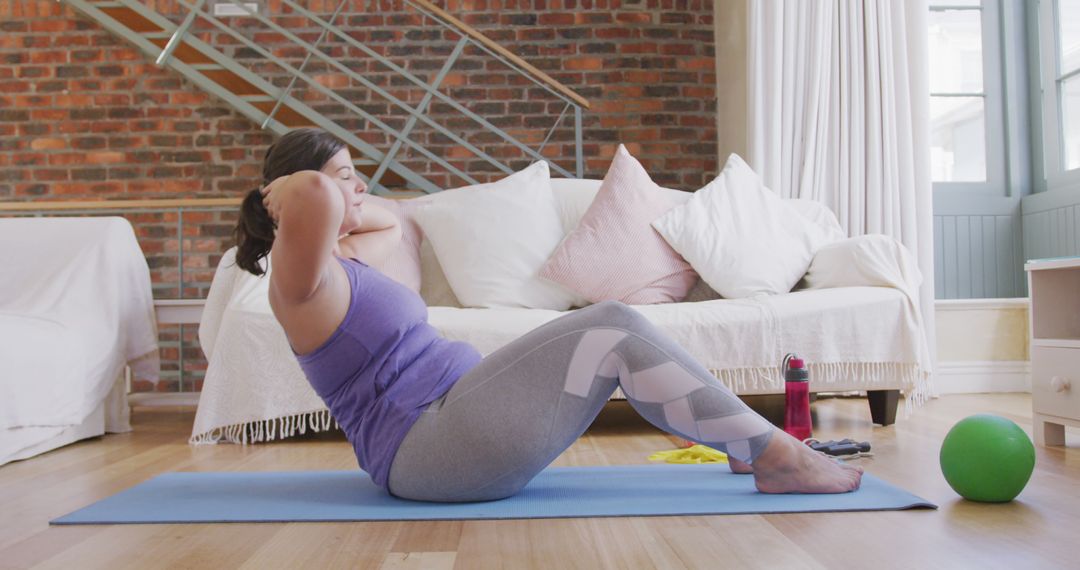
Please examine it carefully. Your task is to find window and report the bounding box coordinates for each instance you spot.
[1054,1,1080,171]
[1036,0,1080,187]
[930,1,986,181]
[929,0,1006,193]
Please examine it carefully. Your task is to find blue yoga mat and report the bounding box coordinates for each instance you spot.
[52,464,935,524]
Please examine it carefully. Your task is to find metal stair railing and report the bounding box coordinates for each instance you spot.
[64,0,443,194]
[170,0,483,190]
[63,0,591,193]
[187,0,588,184]
[274,0,587,181]
[405,0,587,179]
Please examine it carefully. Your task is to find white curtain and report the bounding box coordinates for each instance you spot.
[748,0,936,379]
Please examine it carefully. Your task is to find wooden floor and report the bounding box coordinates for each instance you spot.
[1,394,1077,569]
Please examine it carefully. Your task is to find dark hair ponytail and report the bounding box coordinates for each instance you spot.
[234,188,276,276]
[232,128,346,276]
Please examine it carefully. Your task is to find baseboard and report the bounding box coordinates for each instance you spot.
[935,361,1031,394]
[935,298,1029,311]
[127,392,201,408]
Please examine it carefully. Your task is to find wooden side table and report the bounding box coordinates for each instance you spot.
[1025,257,1080,446]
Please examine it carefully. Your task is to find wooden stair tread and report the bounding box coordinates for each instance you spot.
[200,68,266,96]
[249,100,313,127]
[99,6,163,33]
[355,164,405,186]
[147,38,215,65]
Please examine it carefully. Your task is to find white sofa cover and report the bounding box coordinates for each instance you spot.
[0,217,159,465]
[192,180,933,444]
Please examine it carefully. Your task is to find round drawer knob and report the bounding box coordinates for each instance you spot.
[1051,376,1072,393]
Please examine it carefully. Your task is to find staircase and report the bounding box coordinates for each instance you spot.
[63,0,590,194]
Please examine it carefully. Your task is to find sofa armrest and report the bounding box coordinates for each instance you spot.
[802,234,922,294]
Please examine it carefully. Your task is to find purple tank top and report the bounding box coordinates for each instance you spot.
[296,257,482,488]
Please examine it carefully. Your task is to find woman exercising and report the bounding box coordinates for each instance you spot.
[234,128,862,502]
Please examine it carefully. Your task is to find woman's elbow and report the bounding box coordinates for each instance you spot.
[286,171,337,199]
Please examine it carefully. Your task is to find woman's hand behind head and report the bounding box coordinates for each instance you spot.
[260,174,292,224]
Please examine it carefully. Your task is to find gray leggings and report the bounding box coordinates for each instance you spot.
[387,300,775,502]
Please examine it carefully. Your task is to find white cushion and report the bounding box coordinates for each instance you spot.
[414,179,600,307]
[803,234,923,294]
[411,162,582,310]
[401,194,460,307]
[787,199,846,243]
[651,154,832,298]
[550,178,602,232]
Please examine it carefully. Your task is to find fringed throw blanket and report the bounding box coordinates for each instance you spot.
[193,242,933,445]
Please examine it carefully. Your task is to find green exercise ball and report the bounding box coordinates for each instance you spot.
[939,414,1035,503]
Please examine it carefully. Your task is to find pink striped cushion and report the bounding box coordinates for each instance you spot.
[538,145,698,304]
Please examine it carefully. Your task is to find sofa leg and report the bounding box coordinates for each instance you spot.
[867,390,899,426]
[739,394,786,429]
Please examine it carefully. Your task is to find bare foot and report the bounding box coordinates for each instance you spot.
[728,456,754,474]
[749,430,863,494]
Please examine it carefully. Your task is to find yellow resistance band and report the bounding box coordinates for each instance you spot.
[648,444,728,464]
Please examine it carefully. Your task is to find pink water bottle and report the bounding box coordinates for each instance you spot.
[783,353,812,441]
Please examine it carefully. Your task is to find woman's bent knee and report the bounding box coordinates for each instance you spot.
[580,299,650,329]
[581,299,632,319]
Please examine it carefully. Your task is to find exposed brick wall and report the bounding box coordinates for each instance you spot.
[0,1,265,297]
[0,0,717,392]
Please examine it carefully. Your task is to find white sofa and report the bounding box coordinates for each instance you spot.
[191,179,932,445]
[0,217,159,465]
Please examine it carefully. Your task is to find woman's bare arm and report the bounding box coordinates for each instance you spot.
[265,171,345,304]
[337,201,402,267]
